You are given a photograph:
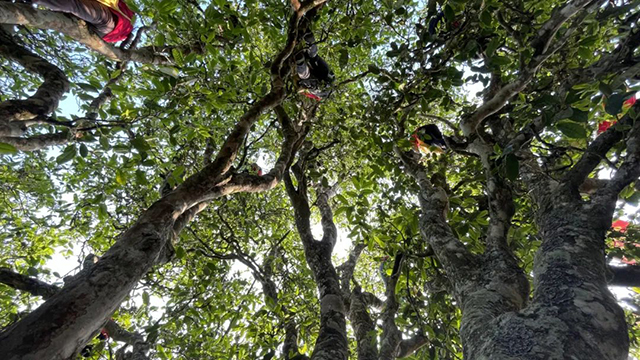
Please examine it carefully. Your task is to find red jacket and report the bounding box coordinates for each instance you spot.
[102,1,134,43]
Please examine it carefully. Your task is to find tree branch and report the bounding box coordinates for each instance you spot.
[0,3,172,64]
[460,0,595,137]
[0,26,69,128]
[609,265,640,287]
[0,267,147,353]
[0,132,70,151]
[564,104,639,191]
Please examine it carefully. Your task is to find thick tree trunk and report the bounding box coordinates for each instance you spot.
[0,86,295,358]
[464,200,628,360]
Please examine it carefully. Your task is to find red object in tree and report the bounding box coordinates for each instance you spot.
[612,220,630,233]
[623,94,637,109]
[97,328,109,340]
[622,256,637,265]
[410,133,423,151]
[302,91,322,101]
[597,120,615,135]
[102,1,135,43]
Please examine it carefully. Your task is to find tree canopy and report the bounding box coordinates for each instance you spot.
[1,0,640,359]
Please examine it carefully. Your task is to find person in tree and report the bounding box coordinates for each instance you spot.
[295,31,334,101]
[33,0,135,43]
[411,124,447,154]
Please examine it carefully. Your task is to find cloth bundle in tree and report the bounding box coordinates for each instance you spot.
[411,124,446,154]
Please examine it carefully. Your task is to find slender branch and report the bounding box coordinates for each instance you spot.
[460,0,595,137]
[564,105,638,191]
[0,132,70,151]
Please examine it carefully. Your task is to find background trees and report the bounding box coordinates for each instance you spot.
[1,0,640,359]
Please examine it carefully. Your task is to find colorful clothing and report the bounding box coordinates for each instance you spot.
[35,0,133,43]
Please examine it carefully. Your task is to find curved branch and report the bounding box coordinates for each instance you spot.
[0,26,69,127]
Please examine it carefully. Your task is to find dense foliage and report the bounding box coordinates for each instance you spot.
[1,0,640,359]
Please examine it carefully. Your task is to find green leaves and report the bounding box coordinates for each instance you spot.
[444,4,455,21]
[0,143,17,154]
[568,108,589,122]
[56,145,77,164]
[556,121,587,139]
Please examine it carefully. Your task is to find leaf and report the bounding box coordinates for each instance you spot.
[339,49,349,67]
[172,49,184,66]
[486,37,501,56]
[56,145,77,164]
[443,5,455,21]
[175,246,186,259]
[0,142,18,154]
[142,291,150,306]
[480,11,492,27]
[367,64,380,75]
[27,267,38,276]
[131,136,152,152]
[491,56,511,66]
[98,203,108,220]
[77,83,99,93]
[599,82,613,97]
[109,69,122,80]
[556,121,587,139]
[79,144,89,158]
[568,108,589,122]
[505,154,519,181]
[605,93,625,116]
[115,170,127,185]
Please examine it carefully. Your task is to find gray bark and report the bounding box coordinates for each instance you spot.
[284,161,349,360]
[0,26,69,134]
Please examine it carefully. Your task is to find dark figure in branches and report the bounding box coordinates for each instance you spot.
[295,31,335,101]
[427,9,460,36]
[411,124,447,154]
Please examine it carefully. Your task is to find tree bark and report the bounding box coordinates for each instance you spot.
[0,3,172,64]
[284,163,349,360]
[0,26,69,132]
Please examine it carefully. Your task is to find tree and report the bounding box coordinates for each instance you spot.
[1,0,640,359]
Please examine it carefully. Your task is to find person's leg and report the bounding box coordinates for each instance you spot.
[302,32,318,58]
[296,52,311,80]
[35,0,116,36]
[309,55,334,83]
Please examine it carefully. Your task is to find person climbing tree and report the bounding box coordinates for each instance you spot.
[295,31,334,101]
[411,124,447,154]
[33,0,134,43]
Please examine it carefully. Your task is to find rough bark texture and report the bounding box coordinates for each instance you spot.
[395,1,635,357]
[285,161,349,360]
[0,26,69,132]
[0,267,149,356]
